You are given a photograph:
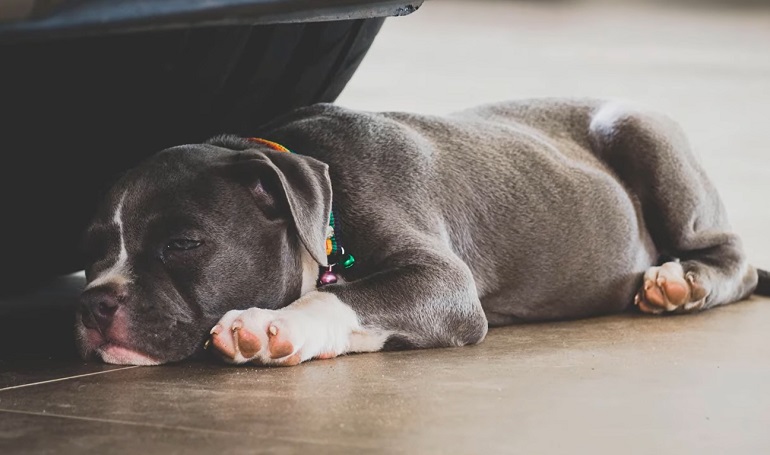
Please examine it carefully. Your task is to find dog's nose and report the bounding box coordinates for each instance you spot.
[80,286,124,331]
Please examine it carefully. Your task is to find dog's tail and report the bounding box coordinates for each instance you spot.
[756,268,770,297]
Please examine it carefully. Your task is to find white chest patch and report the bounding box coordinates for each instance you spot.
[300,247,318,296]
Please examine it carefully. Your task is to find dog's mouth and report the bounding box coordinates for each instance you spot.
[96,342,161,366]
[77,320,163,366]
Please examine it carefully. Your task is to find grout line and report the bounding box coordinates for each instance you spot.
[0,366,140,392]
[0,408,238,435]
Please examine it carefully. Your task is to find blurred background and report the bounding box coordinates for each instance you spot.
[338,0,770,268]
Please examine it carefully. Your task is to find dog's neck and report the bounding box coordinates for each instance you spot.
[300,247,318,296]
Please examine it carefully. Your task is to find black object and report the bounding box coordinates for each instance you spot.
[0,1,422,295]
[0,0,422,41]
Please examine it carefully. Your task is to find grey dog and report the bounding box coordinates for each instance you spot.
[77,98,770,366]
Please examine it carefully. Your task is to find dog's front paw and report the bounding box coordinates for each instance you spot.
[634,262,708,314]
[208,292,379,366]
[209,292,360,366]
[210,307,312,366]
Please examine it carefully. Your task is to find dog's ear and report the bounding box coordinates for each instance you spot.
[225,150,332,266]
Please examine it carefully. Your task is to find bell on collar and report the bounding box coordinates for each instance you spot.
[318,266,338,286]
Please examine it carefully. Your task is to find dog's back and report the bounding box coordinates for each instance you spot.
[259,99,655,321]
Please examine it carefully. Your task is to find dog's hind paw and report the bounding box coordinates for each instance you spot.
[634,262,708,314]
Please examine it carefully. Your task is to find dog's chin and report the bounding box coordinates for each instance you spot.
[96,343,163,366]
[76,323,164,366]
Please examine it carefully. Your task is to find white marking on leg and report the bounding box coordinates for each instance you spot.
[349,329,392,353]
[285,292,391,358]
[589,101,635,139]
[87,193,132,289]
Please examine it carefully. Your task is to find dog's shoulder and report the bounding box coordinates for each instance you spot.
[259,103,377,135]
[258,103,433,162]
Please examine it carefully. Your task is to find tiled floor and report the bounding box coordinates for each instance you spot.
[3,1,770,453]
[3,296,770,453]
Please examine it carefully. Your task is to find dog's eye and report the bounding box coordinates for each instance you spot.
[165,239,203,251]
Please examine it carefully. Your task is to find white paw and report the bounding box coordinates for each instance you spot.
[210,307,308,366]
[208,292,387,366]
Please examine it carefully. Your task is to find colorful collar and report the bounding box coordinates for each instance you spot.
[247,138,355,287]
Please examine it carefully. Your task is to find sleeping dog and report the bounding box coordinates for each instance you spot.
[77,99,770,366]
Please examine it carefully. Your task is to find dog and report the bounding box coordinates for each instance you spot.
[77,98,770,366]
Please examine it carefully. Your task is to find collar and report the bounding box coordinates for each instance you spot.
[246,137,355,287]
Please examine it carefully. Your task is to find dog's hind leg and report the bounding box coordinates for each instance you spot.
[588,102,762,314]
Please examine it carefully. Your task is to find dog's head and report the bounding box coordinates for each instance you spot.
[76,137,331,365]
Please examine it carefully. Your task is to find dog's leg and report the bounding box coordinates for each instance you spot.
[589,102,759,314]
[210,248,488,365]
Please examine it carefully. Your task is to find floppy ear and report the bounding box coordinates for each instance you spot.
[228,150,332,266]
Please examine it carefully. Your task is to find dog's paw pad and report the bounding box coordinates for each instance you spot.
[635,262,708,314]
[233,323,262,358]
[208,309,266,364]
[274,353,302,367]
[267,324,295,359]
[315,352,338,360]
[210,324,237,358]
